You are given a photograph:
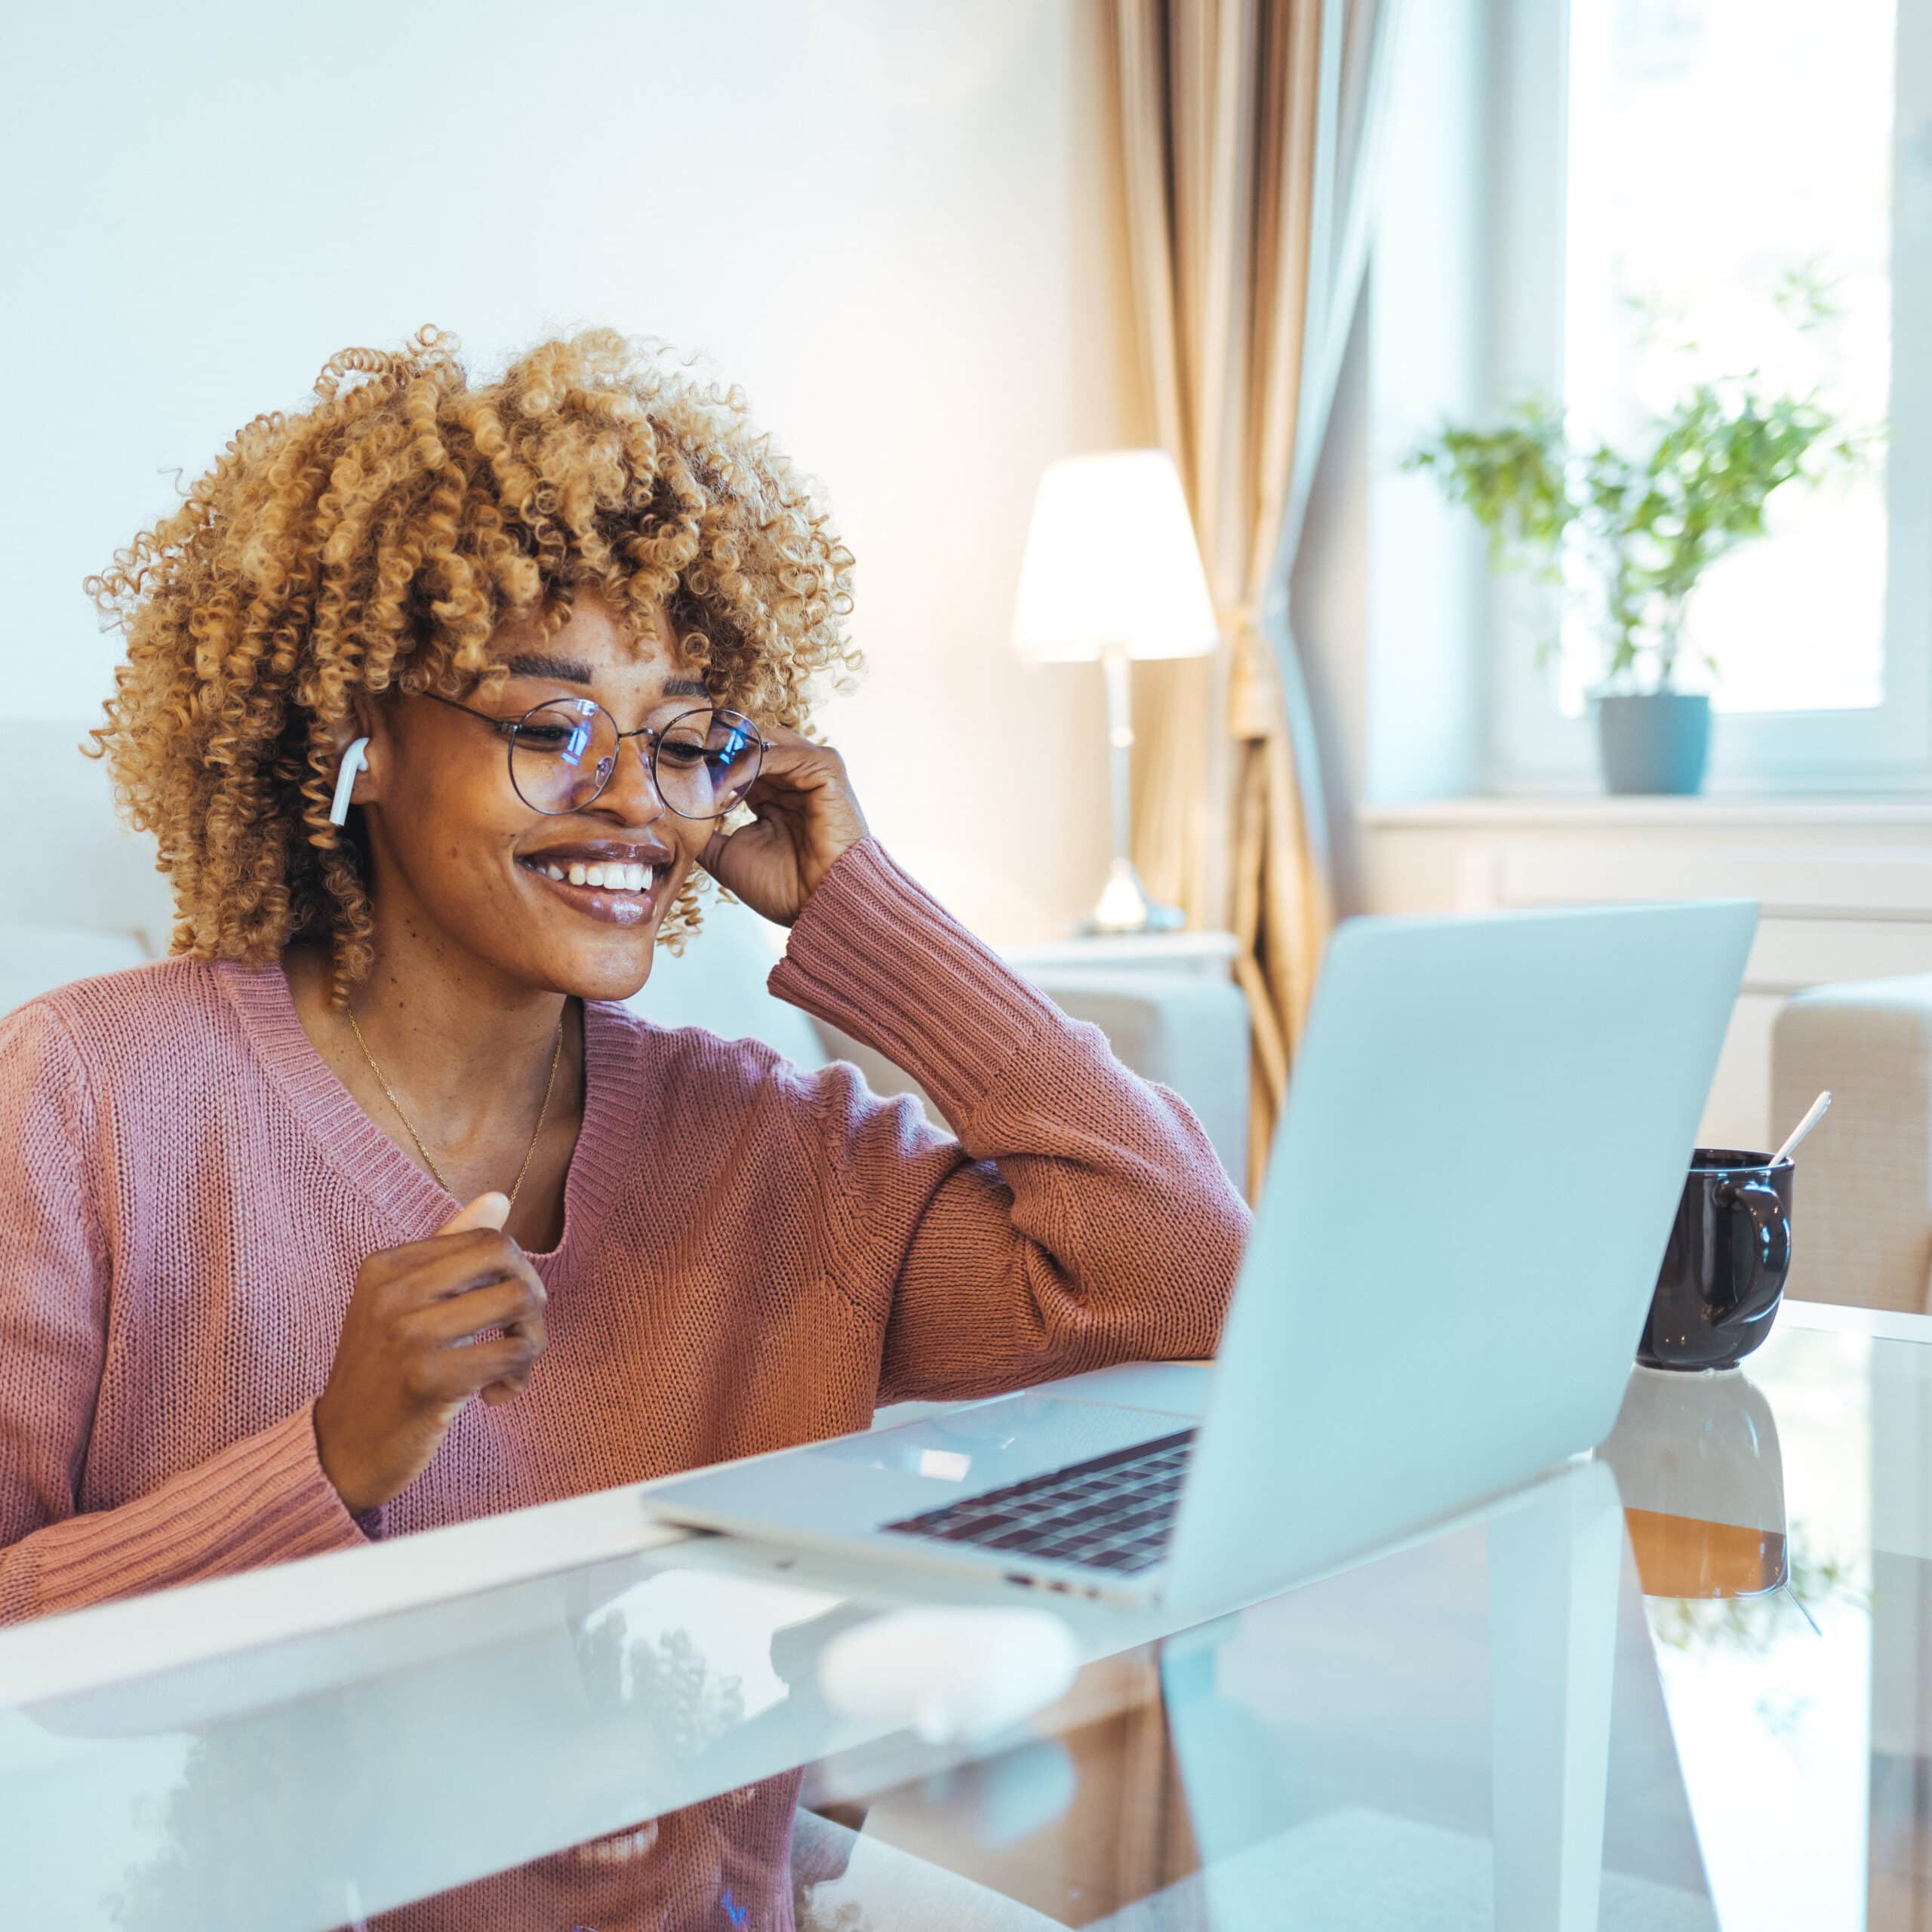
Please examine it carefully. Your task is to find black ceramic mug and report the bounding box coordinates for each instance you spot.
[1636,1149,1794,1372]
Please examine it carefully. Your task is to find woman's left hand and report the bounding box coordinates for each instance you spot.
[697,723,871,925]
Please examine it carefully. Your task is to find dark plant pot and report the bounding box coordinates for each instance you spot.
[1594,691,1712,795]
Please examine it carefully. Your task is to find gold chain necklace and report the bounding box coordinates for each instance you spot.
[346,1004,566,1215]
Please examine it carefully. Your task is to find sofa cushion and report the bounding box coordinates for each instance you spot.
[626,891,829,1072]
[0,925,152,1019]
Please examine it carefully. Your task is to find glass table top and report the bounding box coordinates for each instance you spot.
[0,1302,1921,1930]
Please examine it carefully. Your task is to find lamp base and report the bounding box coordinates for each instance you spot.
[1081,857,1187,936]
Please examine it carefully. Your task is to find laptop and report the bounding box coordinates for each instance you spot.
[642,899,1758,1611]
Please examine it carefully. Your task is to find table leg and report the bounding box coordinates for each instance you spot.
[1487,1461,1624,1932]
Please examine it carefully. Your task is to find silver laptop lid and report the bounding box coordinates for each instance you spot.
[1162,898,1757,1612]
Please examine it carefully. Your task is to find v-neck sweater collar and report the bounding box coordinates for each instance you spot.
[211,956,645,1267]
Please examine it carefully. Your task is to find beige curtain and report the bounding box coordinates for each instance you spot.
[1110,0,1400,1197]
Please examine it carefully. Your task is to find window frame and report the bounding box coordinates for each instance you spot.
[1486,0,1932,796]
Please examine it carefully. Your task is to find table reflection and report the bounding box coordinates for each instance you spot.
[795,1464,1718,1931]
[1607,1322,1875,1930]
[1600,1363,1789,1599]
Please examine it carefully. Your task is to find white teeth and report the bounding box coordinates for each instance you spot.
[534,857,657,893]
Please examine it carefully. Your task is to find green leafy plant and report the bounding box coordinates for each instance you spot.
[1404,269,1879,694]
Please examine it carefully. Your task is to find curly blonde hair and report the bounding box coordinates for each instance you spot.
[84,324,860,1000]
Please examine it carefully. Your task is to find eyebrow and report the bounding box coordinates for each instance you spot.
[503,651,709,700]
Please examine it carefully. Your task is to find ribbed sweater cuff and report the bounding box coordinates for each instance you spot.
[165,1398,385,1561]
[767,838,1063,1125]
[25,1399,381,1620]
[264,1398,386,1546]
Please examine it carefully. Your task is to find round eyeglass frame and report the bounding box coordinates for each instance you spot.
[422,690,774,820]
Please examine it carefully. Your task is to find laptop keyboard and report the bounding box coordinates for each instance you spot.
[881,1429,1197,1576]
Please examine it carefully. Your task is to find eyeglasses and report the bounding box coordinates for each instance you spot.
[422,691,774,820]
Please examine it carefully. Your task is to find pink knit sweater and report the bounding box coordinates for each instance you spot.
[0,836,1247,1927]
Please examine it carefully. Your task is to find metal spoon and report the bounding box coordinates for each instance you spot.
[1770,1091,1832,1166]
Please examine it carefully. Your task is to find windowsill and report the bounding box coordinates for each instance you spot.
[1359,795,1932,832]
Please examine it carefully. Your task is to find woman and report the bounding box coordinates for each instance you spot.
[0,326,1247,1924]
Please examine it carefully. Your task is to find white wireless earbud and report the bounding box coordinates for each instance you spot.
[328,737,371,826]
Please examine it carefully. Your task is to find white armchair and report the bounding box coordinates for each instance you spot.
[1771,976,1932,1315]
[637,895,1251,1185]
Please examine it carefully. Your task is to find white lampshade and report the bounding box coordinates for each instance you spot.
[1011,449,1220,663]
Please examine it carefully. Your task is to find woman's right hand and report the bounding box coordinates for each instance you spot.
[313,1192,548,1516]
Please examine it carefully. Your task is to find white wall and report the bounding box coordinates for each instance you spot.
[2,0,1143,943]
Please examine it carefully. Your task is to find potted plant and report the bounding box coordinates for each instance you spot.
[1405,321,1870,794]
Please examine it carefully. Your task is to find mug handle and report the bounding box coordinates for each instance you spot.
[1713,1177,1791,1327]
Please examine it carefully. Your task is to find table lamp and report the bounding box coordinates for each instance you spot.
[1011,449,1220,934]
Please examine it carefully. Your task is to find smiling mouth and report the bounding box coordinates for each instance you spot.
[517,855,666,927]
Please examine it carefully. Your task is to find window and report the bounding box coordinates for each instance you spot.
[1489,0,1932,792]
